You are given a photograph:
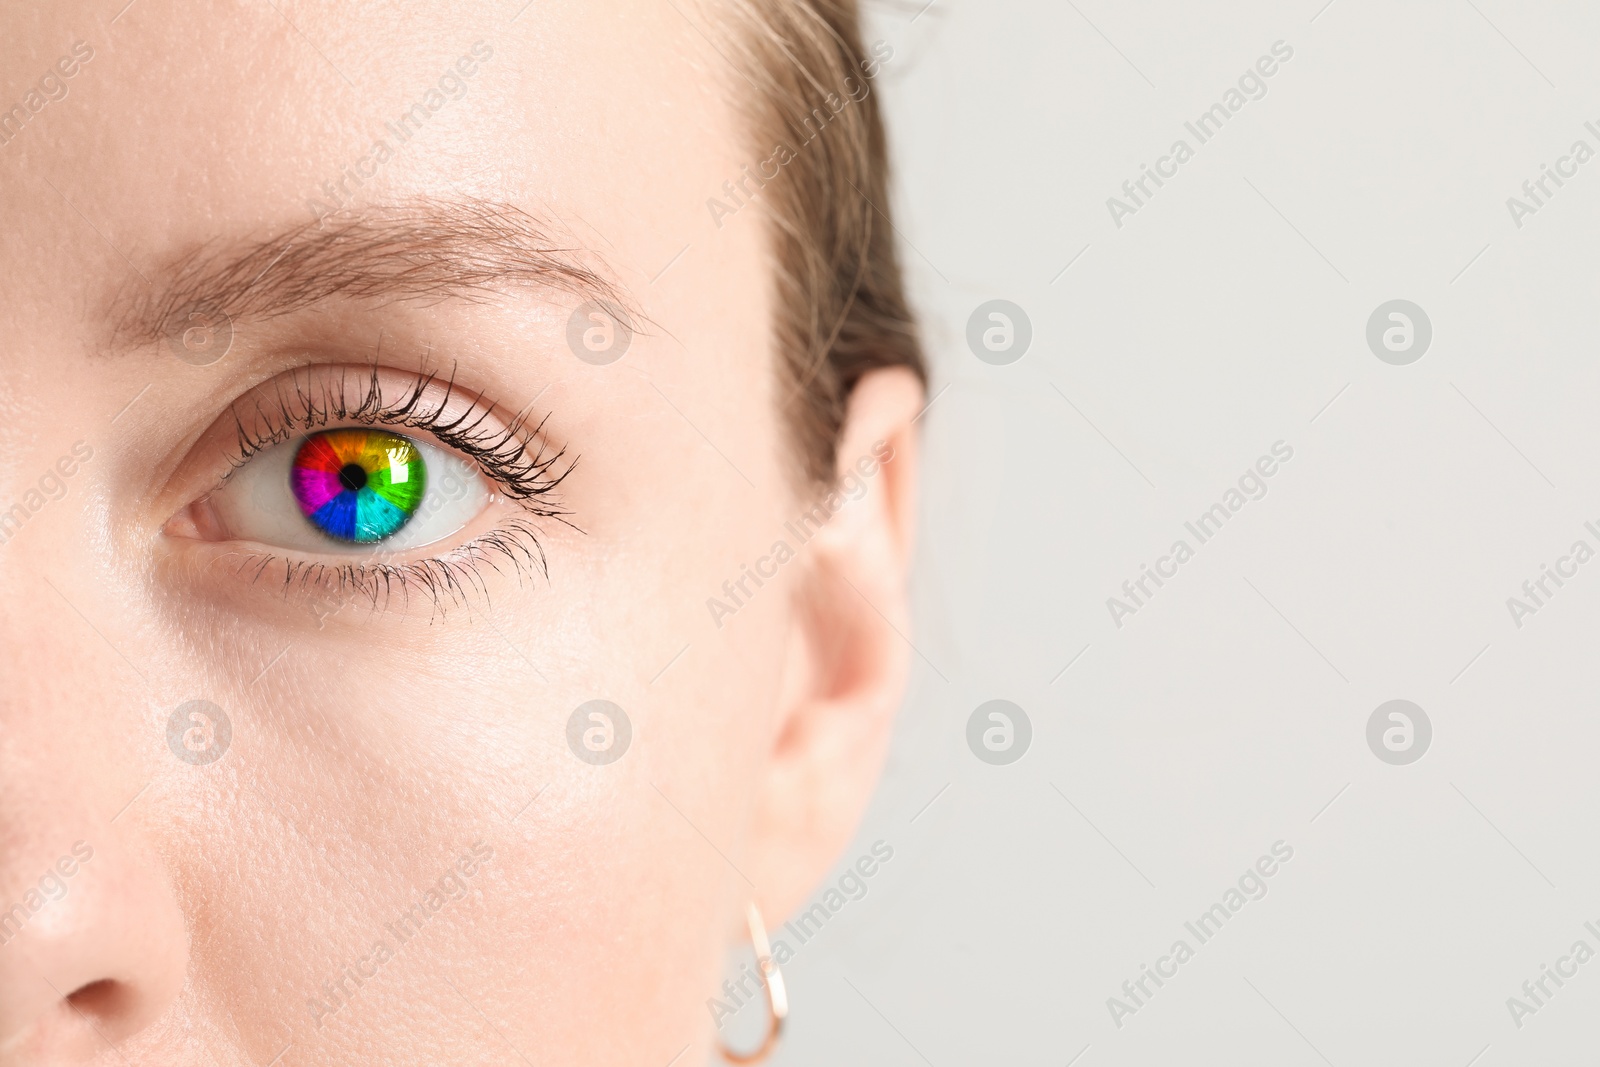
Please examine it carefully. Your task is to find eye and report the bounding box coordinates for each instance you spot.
[206,426,491,554]
[160,364,571,614]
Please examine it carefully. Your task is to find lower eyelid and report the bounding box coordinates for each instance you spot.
[163,517,554,619]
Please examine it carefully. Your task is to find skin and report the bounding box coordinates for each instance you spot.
[0,2,922,1065]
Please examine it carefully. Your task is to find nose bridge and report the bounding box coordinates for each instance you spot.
[0,428,157,873]
[0,559,130,824]
[0,484,98,735]
[0,417,120,717]
[0,665,129,898]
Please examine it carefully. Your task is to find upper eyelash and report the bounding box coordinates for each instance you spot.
[229,363,574,511]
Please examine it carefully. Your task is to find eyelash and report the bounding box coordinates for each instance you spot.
[218,364,574,616]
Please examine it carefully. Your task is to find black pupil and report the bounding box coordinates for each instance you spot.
[338,463,368,492]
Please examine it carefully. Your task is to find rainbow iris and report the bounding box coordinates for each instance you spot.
[290,428,426,543]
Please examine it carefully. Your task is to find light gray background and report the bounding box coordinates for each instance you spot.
[759,1,1600,1063]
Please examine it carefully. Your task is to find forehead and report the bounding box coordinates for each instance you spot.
[0,0,749,339]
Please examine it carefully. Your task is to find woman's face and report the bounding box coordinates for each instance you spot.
[0,2,921,1064]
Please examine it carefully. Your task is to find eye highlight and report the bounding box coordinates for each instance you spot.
[291,428,426,544]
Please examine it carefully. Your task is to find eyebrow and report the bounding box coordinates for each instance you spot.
[110,197,637,350]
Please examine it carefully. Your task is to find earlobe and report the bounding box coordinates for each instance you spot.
[742,366,925,924]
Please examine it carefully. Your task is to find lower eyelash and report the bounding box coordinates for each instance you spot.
[232,517,551,618]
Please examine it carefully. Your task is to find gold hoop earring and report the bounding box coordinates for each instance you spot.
[716,902,789,1064]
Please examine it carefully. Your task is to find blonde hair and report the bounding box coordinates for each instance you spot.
[718,0,926,485]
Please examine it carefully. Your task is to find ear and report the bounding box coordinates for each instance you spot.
[745,366,924,922]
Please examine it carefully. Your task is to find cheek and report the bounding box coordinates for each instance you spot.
[207,390,788,1062]
[175,634,750,1062]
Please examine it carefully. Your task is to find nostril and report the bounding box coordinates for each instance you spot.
[65,979,127,1021]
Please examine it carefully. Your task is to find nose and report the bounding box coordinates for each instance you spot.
[0,810,190,1061]
[0,561,190,1062]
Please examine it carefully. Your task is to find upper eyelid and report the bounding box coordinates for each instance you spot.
[223,363,573,511]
